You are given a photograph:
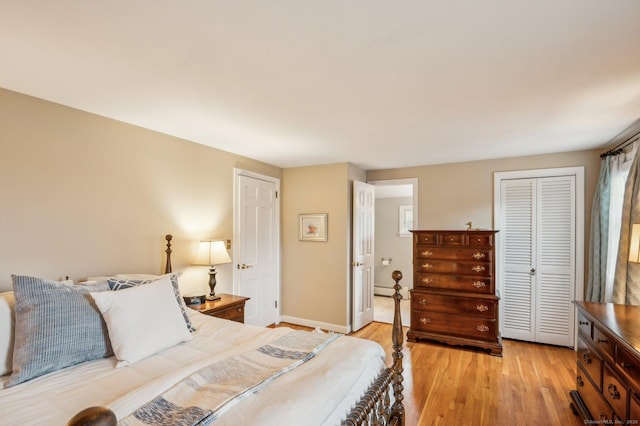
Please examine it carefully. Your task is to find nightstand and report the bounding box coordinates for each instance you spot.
[187,294,250,323]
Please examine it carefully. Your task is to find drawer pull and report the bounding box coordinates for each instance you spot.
[472,265,485,273]
[582,353,592,365]
[577,375,584,387]
[422,277,434,284]
[449,237,455,242]
[579,321,589,326]
[476,325,490,333]
[419,317,431,325]
[422,251,433,257]
[621,362,633,371]
[472,252,485,260]
[596,338,609,344]
[607,383,620,400]
[422,263,433,270]
[472,281,486,289]
[418,299,429,306]
[237,308,242,312]
[476,304,489,312]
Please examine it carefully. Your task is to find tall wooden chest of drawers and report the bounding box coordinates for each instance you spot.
[407,230,502,356]
[570,302,640,423]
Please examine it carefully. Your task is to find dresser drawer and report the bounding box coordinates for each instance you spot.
[577,311,593,339]
[211,305,245,323]
[577,363,614,423]
[616,345,640,392]
[603,365,628,418]
[468,233,494,247]
[414,232,440,246]
[415,260,492,276]
[411,310,498,342]
[414,273,493,293]
[577,335,603,391]
[441,233,465,247]
[415,247,492,262]
[593,326,615,362]
[412,292,497,319]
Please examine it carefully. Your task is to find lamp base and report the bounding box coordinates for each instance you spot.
[206,266,221,301]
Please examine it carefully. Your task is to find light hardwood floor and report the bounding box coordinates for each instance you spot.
[274,321,583,426]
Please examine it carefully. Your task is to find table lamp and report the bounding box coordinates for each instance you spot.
[193,240,232,301]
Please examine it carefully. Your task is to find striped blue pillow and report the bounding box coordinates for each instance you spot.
[7,276,112,387]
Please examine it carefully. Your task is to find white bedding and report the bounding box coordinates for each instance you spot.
[0,311,385,426]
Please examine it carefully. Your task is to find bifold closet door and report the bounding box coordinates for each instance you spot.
[501,175,575,347]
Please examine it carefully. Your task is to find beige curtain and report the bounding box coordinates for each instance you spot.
[586,157,612,302]
[613,149,640,305]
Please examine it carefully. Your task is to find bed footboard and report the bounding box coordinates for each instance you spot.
[342,270,405,426]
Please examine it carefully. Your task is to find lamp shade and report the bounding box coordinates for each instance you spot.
[630,224,640,263]
[193,240,231,266]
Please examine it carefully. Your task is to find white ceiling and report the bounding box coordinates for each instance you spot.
[1,1,639,170]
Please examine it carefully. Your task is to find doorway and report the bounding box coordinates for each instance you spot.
[369,178,418,327]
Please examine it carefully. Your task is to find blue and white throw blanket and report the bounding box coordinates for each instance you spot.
[119,330,341,425]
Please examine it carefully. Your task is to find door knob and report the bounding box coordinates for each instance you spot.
[530,268,536,276]
[240,264,254,269]
[351,262,364,267]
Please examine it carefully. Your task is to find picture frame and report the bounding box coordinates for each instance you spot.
[299,213,328,241]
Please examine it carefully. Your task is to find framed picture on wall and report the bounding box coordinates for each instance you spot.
[299,213,328,241]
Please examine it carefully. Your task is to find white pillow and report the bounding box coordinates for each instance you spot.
[90,277,192,367]
[0,292,15,376]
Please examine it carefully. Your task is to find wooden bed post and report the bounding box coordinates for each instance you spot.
[390,270,405,425]
[342,270,406,426]
[164,234,173,274]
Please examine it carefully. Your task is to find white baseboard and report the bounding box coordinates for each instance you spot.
[278,315,350,334]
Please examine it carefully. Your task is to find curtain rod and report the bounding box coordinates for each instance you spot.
[600,131,640,158]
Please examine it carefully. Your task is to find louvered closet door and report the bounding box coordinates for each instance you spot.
[502,179,536,342]
[535,176,575,346]
[501,176,575,347]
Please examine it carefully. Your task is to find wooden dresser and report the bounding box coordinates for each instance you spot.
[407,230,502,356]
[571,302,640,423]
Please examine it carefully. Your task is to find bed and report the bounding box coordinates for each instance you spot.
[0,235,405,426]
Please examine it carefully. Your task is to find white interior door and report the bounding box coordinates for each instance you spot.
[234,170,279,327]
[499,174,576,347]
[352,181,375,331]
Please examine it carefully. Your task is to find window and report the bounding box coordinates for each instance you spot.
[398,205,413,237]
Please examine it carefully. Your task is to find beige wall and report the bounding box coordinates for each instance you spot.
[1,86,603,322]
[367,149,602,292]
[0,88,281,293]
[281,163,365,330]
